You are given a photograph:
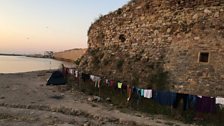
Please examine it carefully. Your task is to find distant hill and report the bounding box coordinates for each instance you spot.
[53,48,87,62]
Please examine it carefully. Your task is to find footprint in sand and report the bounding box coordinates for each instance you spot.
[0,96,5,99]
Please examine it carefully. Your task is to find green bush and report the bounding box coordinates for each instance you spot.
[116,59,124,69]
[89,48,99,56]
[150,68,169,90]
[74,58,81,65]
[93,57,100,67]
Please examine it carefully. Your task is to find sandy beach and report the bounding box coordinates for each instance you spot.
[0,71,195,126]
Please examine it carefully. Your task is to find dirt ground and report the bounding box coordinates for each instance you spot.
[0,71,196,126]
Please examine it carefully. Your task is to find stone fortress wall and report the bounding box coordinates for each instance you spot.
[79,0,224,97]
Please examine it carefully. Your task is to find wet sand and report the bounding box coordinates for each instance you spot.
[0,71,196,126]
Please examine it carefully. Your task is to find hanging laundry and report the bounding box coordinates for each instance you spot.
[93,76,101,88]
[187,95,197,109]
[141,89,144,97]
[119,83,126,94]
[94,78,98,87]
[198,96,202,98]
[132,87,141,105]
[132,88,142,101]
[105,79,109,86]
[90,75,95,82]
[216,97,224,105]
[97,78,101,88]
[153,90,176,106]
[75,71,79,78]
[69,69,74,75]
[72,69,75,75]
[173,93,189,111]
[144,89,152,99]
[196,96,216,113]
[137,88,142,104]
[65,68,69,75]
[122,84,127,91]
[132,87,137,94]
[136,88,141,96]
[81,73,90,82]
[110,80,116,89]
[118,82,122,89]
[127,85,132,102]
[143,89,148,98]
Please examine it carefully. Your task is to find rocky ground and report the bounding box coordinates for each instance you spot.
[0,71,196,126]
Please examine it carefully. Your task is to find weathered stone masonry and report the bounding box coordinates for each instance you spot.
[79,0,224,97]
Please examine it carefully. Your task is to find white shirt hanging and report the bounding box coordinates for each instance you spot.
[144,89,152,99]
[216,97,224,105]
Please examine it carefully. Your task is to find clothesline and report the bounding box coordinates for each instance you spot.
[63,67,224,112]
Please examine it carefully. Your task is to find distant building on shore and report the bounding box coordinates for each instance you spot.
[44,51,54,58]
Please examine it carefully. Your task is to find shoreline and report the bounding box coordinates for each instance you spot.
[53,57,74,63]
[0,55,76,74]
[0,53,51,59]
[0,69,56,75]
[0,69,57,75]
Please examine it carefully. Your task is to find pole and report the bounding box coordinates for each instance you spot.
[49,61,52,70]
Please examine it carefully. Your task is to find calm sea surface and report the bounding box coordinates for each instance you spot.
[0,56,74,73]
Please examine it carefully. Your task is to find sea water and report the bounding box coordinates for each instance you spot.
[0,55,74,73]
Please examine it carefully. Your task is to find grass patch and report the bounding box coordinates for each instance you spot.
[116,59,124,69]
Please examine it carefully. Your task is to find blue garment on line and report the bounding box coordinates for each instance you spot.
[132,87,141,105]
[187,95,197,109]
[136,88,141,96]
[153,90,177,106]
[173,94,198,111]
[141,89,144,97]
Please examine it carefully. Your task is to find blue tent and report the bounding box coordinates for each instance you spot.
[47,71,67,85]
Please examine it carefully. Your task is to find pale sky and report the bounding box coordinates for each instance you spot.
[0,0,129,54]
